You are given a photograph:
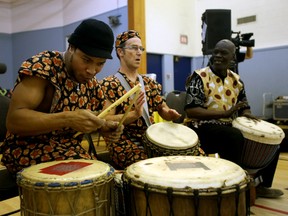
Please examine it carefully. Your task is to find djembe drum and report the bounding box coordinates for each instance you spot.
[122,156,251,216]
[17,159,115,216]
[232,117,285,173]
[143,122,201,157]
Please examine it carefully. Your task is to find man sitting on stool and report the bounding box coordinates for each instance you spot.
[184,39,283,198]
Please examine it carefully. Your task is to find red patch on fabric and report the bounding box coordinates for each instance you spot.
[226,89,231,96]
[200,72,206,77]
[40,161,92,176]
[215,94,221,99]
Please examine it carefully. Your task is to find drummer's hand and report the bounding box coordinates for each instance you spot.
[70,109,105,134]
[167,109,182,121]
[157,104,181,121]
[225,102,248,117]
[133,91,145,118]
[99,120,124,143]
[241,112,259,122]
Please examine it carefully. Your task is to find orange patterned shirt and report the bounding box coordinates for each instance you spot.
[0,51,105,174]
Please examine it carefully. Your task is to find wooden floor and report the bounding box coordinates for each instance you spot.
[0,135,287,216]
[250,153,288,216]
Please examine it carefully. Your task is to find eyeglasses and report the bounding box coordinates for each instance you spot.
[122,45,145,52]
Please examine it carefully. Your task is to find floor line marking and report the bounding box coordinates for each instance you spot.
[254,204,288,215]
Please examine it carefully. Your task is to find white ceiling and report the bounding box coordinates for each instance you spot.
[0,0,30,3]
[0,0,36,7]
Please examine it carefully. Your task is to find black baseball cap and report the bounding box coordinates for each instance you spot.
[68,19,114,59]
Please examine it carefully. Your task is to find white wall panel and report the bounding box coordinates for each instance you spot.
[0,6,12,33]
[146,0,288,56]
[146,0,196,56]
[11,0,64,33]
[62,0,126,25]
[195,0,288,53]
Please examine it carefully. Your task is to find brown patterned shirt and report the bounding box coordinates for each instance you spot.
[100,72,164,168]
[0,51,105,174]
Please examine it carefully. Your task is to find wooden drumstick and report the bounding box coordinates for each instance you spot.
[117,89,141,128]
[97,83,141,118]
[73,83,142,138]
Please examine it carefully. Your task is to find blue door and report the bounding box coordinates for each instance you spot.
[173,56,191,91]
[147,54,162,85]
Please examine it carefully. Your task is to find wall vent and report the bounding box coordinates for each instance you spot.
[237,15,256,24]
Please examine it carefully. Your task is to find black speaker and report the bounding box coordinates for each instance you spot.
[202,9,231,55]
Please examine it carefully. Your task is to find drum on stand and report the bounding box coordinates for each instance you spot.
[232,117,285,174]
[17,159,115,216]
[143,122,202,157]
[123,156,251,216]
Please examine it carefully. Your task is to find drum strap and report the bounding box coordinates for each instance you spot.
[115,72,152,127]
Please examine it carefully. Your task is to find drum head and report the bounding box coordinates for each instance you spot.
[146,122,198,149]
[232,117,285,144]
[17,159,114,187]
[124,156,247,190]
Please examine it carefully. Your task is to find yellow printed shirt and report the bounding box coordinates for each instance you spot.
[185,66,250,125]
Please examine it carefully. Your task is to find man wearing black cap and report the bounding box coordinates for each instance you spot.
[0,19,123,175]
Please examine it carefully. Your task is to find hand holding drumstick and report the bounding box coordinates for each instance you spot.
[73,84,142,138]
[101,89,141,143]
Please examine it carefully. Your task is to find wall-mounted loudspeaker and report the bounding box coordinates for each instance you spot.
[201,9,231,55]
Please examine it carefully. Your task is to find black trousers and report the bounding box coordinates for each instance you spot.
[189,123,278,188]
[256,149,280,187]
[192,123,244,165]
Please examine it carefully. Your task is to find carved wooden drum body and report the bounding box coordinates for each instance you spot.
[17,159,115,216]
[232,117,285,172]
[123,156,251,216]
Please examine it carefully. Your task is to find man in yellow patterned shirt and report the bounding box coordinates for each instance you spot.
[185,39,283,198]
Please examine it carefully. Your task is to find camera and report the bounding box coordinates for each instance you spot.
[231,31,255,48]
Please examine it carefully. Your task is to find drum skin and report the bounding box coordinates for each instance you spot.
[123,156,251,216]
[17,159,115,216]
[232,117,285,170]
[143,122,201,157]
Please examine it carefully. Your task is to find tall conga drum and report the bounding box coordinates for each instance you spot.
[123,156,251,216]
[17,159,115,216]
[143,122,202,157]
[232,117,285,173]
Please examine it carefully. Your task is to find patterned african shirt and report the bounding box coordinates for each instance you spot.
[0,51,105,174]
[185,66,250,126]
[100,72,164,169]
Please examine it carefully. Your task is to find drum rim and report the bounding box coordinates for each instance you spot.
[123,156,248,190]
[232,117,285,145]
[143,133,201,151]
[123,172,251,196]
[145,122,199,149]
[17,159,115,189]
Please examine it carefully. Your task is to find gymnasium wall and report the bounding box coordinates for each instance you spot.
[0,1,128,89]
[0,0,287,118]
[191,45,288,118]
